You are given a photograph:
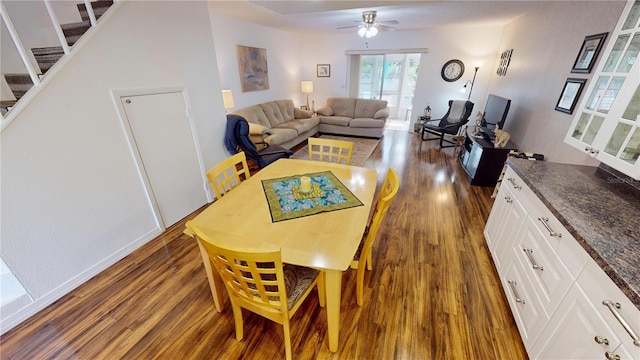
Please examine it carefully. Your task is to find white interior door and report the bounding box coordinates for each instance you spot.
[121,91,207,227]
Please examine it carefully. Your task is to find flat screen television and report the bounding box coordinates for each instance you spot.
[479,94,511,138]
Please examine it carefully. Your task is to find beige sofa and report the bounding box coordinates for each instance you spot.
[233,97,389,149]
[315,97,389,138]
[232,99,317,149]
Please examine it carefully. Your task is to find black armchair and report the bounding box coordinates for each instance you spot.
[421,100,474,148]
[224,115,292,169]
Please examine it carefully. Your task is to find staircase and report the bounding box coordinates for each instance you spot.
[1,0,113,115]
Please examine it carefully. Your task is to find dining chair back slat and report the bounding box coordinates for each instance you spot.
[308,137,355,165]
[206,152,251,200]
[186,222,324,360]
[350,167,400,306]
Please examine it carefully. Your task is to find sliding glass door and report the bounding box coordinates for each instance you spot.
[357,53,421,121]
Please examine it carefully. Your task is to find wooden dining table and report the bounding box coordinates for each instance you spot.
[185,158,378,352]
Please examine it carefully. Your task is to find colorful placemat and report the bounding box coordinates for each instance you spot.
[262,171,363,222]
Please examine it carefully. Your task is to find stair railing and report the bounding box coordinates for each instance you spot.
[84,0,98,26]
[0,2,41,88]
[0,0,117,127]
[43,0,72,55]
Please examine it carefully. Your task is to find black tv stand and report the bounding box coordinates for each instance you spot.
[459,126,517,187]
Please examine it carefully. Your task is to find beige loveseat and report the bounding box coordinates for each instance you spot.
[232,99,317,149]
[315,97,389,138]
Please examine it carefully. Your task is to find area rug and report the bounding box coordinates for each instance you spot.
[291,135,380,166]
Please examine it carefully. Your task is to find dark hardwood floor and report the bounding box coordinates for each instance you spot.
[0,128,527,359]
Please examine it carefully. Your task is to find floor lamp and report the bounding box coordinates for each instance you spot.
[460,66,480,100]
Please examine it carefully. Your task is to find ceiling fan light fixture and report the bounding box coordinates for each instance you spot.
[339,10,392,38]
[362,10,377,23]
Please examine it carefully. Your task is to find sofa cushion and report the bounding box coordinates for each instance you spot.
[260,100,295,128]
[350,118,386,128]
[374,107,389,119]
[315,106,333,116]
[277,117,320,134]
[234,104,271,128]
[248,122,271,136]
[265,128,298,145]
[355,99,388,119]
[327,98,356,118]
[319,116,352,127]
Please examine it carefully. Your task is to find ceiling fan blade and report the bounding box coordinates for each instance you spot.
[377,20,399,25]
[336,24,363,30]
[375,24,396,31]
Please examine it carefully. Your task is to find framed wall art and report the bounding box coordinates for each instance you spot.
[555,78,587,114]
[497,49,513,76]
[571,32,608,73]
[317,64,331,77]
[236,45,269,92]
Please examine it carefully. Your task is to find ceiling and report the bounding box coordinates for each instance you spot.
[208,0,552,34]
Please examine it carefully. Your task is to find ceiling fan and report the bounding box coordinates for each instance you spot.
[337,10,399,38]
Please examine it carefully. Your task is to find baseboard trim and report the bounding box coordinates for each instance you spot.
[0,226,162,335]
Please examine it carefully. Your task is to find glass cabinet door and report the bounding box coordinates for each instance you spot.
[603,84,640,163]
[565,0,640,179]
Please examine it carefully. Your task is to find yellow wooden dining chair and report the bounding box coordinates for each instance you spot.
[206,152,251,200]
[350,167,400,306]
[307,137,355,165]
[186,221,325,360]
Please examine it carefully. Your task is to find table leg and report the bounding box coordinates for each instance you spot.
[325,269,342,352]
[197,240,225,312]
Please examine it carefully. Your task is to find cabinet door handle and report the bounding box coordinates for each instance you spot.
[508,280,526,305]
[594,336,609,345]
[507,177,522,190]
[602,300,640,347]
[523,248,544,271]
[505,196,513,203]
[585,146,600,155]
[537,217,562,238]
[605,351,621,360]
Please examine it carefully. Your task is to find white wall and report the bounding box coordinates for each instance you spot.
[210,1,625,165]
[1,1,225,332]
[298,25,505,120]
[209,10,305,113]
[208,8,505,129]
[487,1,625,164]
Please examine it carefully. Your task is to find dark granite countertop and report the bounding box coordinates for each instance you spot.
[507,158,640,309]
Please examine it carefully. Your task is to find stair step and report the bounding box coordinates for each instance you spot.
[4,74,34,101]
[31,46,65,74]
[77,0,113,22]
[61,21,91,46]
[1,99,17,116]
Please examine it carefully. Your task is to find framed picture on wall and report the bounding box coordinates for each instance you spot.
[236,45,270,92]
[317,64,331,77]
[555,78,587,114]
[571,32,608,73]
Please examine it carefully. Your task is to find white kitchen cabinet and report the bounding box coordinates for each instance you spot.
[531,260,640,360]
[484,165,639,358]
[565,0,640,180]
[578,260,640,359]
[501,243,549,348]
[530,283,625,359]
[511,219,577,319]
[484,180,527,272]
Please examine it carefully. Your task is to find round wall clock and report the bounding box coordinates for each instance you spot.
[441,59,465,82]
